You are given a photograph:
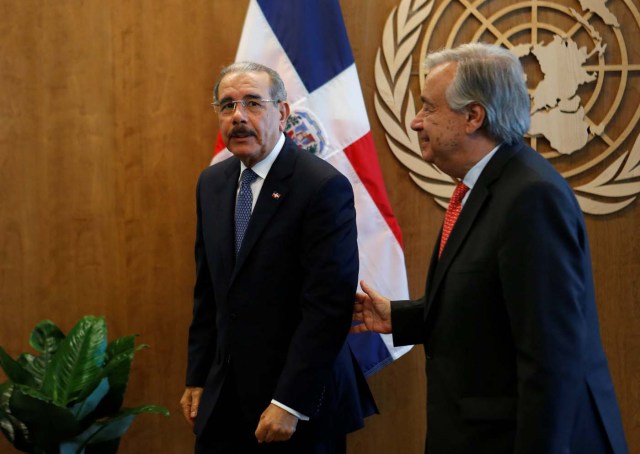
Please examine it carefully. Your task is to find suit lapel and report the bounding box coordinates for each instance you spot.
[231,140,297,282]
[424,142,523,319]
[219,161,241,273]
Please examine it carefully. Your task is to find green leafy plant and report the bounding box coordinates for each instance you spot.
[0,316,169,453]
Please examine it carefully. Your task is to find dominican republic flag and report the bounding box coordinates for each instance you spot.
[213,0,411,377]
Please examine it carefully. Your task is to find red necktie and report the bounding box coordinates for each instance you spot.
[439,182,469,258]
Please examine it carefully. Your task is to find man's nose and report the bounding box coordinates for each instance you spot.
[231,104,248,122]
[410,115,422,132]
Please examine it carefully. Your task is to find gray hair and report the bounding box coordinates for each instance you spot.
[424,43,530,144]
[213,61,287,103]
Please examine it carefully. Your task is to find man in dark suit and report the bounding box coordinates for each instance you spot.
[181,61,376,453]
[351,43,627,453]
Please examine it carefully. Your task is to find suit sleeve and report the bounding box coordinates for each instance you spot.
[185,175,217,387]
[500,180,590,452]
[272,172,359,417]
[391,298,426,346]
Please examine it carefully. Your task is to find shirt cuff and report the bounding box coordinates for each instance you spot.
[270,399,309,421]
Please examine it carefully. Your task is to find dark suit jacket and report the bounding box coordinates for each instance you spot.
[186,136,376,441]
[392,141,627,453]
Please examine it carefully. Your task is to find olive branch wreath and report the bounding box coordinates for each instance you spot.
[374,0,456,209]
[575,134,640,214]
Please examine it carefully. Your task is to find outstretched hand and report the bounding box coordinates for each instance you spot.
[351,280,392,334]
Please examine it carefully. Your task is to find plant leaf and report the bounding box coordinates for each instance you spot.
[69,415,133,449]
[0,408,14,441]
[0,382,32,451]
[105,336,137,397]
[74,404,169,449]
[21,320,66,386]
[0,381,12,409]
[60,440,83,454]
[9,386,80,449]
[125,404,170,417]
[0,417,31,452]
[92,337,146,416]
[70,377,110,421]
[17,353,45,387]
[87,405,169,444]
[29,320,65,354]
[41,316,107,406]
[0,348,35,387]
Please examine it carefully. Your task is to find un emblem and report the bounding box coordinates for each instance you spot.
[375,0,640,214]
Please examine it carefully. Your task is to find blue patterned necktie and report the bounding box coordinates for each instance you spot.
[235,168,259,256]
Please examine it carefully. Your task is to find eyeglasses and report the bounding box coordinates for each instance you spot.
[212,98,280,116]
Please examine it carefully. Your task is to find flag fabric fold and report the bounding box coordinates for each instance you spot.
[214,0,411,376]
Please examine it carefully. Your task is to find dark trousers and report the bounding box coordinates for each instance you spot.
[195,378,346,454]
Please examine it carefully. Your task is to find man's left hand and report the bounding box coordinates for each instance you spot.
[255,403,299,443]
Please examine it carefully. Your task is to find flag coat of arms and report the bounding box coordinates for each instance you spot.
[214,0,411,376]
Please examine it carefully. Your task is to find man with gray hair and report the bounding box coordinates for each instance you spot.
[352,43,627,453]
[181,61,376,453]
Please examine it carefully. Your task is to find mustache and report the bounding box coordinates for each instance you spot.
[229,125,257,138]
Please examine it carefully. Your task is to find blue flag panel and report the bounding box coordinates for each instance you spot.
[257,0,354,93]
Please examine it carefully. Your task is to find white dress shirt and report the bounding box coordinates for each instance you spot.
[460,144,501,206]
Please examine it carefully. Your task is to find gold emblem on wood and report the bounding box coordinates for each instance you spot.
[375,0,640,214]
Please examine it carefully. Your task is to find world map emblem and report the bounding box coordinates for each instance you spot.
[375,0,640,214]
[285,108,329,158]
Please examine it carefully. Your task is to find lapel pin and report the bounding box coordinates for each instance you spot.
[272,192,281,199]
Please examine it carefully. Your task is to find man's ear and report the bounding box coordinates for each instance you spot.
[465,102,486,134]
[279,101,291,131]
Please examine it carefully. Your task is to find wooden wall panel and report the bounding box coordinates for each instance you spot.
[0,1,637,453]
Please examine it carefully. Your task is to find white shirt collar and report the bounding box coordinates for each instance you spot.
[462,143,501,191]
[239,133,285,180]
[457,144,501,206]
